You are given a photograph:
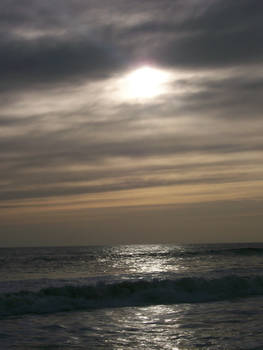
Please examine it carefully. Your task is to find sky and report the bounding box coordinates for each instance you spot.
[0,0,263,246]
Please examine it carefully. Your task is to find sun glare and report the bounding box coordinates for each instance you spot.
[123,66,170,100]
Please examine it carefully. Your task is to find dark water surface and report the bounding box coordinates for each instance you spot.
[0,243,263,349]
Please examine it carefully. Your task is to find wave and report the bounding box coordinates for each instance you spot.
[118,247,263,259]
[1,247,262,268]
[224,247,263,255]
[172,247,263,258]
[1,275,263,317]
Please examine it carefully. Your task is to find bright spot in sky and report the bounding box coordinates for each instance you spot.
[123,66,170,100]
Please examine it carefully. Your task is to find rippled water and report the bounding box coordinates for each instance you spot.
[0,243,263,349]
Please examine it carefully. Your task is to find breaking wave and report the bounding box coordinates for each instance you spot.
[1,275,263,317]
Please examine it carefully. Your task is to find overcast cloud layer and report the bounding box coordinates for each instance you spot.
[0,0,262,245]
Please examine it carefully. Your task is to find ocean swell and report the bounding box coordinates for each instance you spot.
[174,247,263,258]
[1,275,263,317]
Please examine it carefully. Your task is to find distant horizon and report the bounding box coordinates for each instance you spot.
[1,241,263,249]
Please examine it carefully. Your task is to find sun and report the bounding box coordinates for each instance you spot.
[124,66,170,100]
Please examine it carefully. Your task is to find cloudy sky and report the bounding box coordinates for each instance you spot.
[0,0,263,246]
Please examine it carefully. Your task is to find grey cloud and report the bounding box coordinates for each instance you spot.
[1,124,262,158]
[156,29,263,69]
[1,0,262,96]
[104,74,263,122]
[1,118,262,183]
[0,34,126,93]
[0,0,98,32]
[1,119,262,204]
[170,75,263,120]
[1,172,258,203]
[121,0,263,68]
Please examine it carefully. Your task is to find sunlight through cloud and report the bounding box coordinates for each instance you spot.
[121,66,171,100]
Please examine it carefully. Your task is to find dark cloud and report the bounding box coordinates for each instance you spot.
[169,75,263,120]
[0,34,126,93]
[0,0,262,94]
[156,29,263,69]
[121,0,263,68]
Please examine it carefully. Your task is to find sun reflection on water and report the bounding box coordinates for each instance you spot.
[109,244,184,276]
[105,304,188,349]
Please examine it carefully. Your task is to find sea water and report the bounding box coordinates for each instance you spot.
[0,243,263,349]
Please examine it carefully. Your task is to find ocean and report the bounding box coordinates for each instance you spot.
[0,243,263,349]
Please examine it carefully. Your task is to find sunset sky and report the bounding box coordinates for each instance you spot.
[0,0,263,246]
